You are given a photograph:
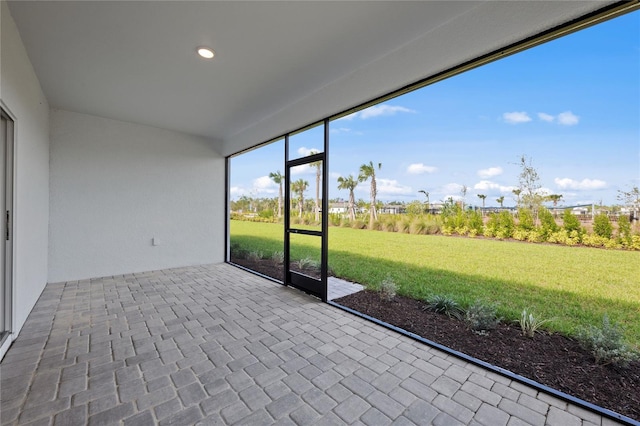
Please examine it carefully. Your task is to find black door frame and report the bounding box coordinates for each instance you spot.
[283,121,329,301]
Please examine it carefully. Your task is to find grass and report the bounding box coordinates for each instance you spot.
[230,220,640,345]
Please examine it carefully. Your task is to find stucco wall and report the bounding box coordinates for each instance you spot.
[1,1,51,337]
[48,109,225,282]
[49,109,224,282]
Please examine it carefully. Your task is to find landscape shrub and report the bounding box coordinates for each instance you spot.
[423,295,464,319]
[329,213,342,227]
[454,225,470,237]
[538,207,558,239]
[425,217,441,235]
[229,242,248,259]
[295,257,317,270]
[526,230,544,243]
[465,300,500,333]
[593,214,613,239]
[370,219,384,231]
[576,315,639,367]
[409,218,428,235]
[396,218,411,234]
[351,220,367,229]
[484,211,515,239]
[247,250,264,262]
[405,200,425,216]
[382,217,397,232]
[547,230,564,244]
[581,234,610,248]
[562,210,583,235]
[467,210,484,235]
[379,276,398,302]
[258,209,274,219]
[271,251,284,265]
[617,214,632,245]
[517,208,535,231]
[512,229,527,241]
[518,309,551,338]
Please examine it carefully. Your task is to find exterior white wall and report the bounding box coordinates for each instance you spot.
[49,109,224,282]
[1,1,51,336]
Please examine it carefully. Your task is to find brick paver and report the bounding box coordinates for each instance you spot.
[0,263,628,425]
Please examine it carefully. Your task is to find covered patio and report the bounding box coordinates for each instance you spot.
[1,0,638,424]
[0,264,619,425]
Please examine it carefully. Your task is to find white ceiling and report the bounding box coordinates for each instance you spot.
[6,1,619,156]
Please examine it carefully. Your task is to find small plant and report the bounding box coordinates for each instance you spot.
[465,300,500,333]
[295,257,316,270]
[518,309,551,338]
[247,250,264,262]
[576,315,639,367]
[423,295,464,319]
[271,251,284,265]
[379,276,397,302]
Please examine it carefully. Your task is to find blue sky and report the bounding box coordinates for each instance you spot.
[230,11,639,208]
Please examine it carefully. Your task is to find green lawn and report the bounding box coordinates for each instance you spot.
[230,220,640,345]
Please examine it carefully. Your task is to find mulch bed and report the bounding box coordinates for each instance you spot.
[230,256,640,421]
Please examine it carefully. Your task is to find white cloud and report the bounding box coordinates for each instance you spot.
[537,112,555,122]
[477,166,503,178]
[474,180,500,191]
[339,112,359,121]
[554,177,607,190]
[297,146,320,156]
[339,104,416,120]
[538,111,580,126]
[407,163,438,175]
[291,164,312,175]
[442,183,464,194]
[473,180,514,193]
[557,111,579,126]
[375,178,413,195]
[253,176,277,191]
[230,186,245,197]
[503,111,532,124]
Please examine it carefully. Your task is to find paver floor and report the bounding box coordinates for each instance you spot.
[0,263,625,425]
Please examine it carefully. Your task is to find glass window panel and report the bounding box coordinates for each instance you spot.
[288,123,324,161]
[229,139,284,281]
[289,161,323,232]
[289,232,321,280]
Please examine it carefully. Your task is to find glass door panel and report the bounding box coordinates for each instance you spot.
[285,135,327,300]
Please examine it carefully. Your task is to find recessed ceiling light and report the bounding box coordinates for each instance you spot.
[197,47,215,59]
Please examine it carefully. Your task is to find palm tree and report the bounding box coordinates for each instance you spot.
[512,188,522,206]
[359,161,382,227]
[309,151,322,222]
[291,179,308,217]
[269,171,284,218]
[418,190,430,213]
[496,196,505,209]
[477,194,487,215]
[337,175,358,222]
[547,194,563,207]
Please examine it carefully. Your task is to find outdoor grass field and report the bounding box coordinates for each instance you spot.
[230,220,640,345]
